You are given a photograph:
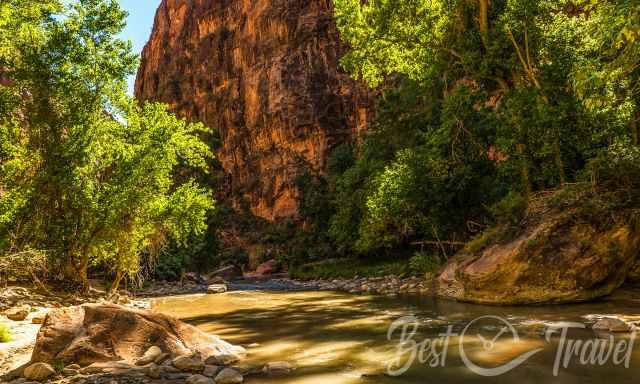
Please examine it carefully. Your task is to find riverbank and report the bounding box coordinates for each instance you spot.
[133,274,436,298]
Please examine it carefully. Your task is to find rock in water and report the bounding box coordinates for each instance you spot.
[593,318,632,333]
[215,368,243,384]
[30,304,242,366]
[135,0,375,221]
[172,355,204,372]
[5,305,30,321]
[263,361,292,374]
[23,362,56,381]
[207,284,227,294]
[204,353,240,366]
[186,374,215,384]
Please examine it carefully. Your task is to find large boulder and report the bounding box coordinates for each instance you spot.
[438,194,640,305]
[30,303,244,367]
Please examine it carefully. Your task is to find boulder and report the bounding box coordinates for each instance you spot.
[5,306,30,321]
[23,363,55,381]
[438,195,640,305]
[593,318,632,333]
[215,368,243,384]
[135,346,163,366]
[172,355,204,372]
[186,374,215,384]
[30,303,242,367]
[207,284,227,294]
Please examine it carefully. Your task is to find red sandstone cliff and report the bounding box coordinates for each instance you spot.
[135,0,374,221]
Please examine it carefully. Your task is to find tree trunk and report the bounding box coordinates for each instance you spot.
[479,0,490,48]
[517,144,532,200]
[110,270,124,294]
[552,132,566,187]
[632,111,639,146]
[79,253,91,293]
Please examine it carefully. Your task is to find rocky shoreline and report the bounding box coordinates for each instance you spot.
[134,274,436,298]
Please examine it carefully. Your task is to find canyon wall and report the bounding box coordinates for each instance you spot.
[135,0,374,221]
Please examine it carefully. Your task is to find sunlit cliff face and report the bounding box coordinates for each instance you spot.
[135,0,374,221]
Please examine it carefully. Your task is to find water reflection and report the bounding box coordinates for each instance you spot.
[153,290,640,383]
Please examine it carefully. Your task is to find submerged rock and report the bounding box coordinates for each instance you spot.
[262,361,292,374]
[592,318,632,333]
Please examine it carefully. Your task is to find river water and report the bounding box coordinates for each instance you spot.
[153,289,640,384]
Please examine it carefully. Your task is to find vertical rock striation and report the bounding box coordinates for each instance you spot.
[135,0,374,221]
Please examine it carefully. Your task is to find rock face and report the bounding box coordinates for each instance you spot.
[30,304,243,366]
[135,0,374,221]
[438,196,640,305]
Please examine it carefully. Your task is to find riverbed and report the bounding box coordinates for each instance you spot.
[153,289,640,384]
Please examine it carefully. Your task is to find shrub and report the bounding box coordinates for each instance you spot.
[585,139,640,191]
[490,191,527,226]
[0,323,11,343]
[408,252,441,276]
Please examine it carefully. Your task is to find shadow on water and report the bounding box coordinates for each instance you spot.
[153,290,640,384]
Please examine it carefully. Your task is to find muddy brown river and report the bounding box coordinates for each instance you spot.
[153,290,640,383]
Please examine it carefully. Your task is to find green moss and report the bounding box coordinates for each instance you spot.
[0,323,12,343]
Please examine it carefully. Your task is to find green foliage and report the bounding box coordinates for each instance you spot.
[315,0,640,270]
[408,252,441,276]
[490,191,527,226]
[585,139,640,191]
[52,360,65,373]
[0,322,11,343]
[290,258,409,280]
[0,0,214,289]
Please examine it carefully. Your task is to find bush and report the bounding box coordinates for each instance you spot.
[408,252,441,276]
[490,191,527,226]
[0,323,11,343]
[585,139,640,191]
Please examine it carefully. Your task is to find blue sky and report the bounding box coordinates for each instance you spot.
[118,1,162,94]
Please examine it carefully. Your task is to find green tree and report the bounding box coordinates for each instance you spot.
[0,0,214,291]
